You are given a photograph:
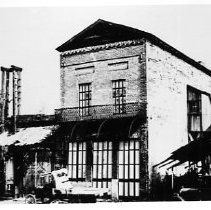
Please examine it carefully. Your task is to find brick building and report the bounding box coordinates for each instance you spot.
[55,19,211,200]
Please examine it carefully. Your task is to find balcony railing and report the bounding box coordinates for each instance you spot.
[55,102,145,122]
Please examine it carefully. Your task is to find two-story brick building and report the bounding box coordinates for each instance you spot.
[55,19,211,201]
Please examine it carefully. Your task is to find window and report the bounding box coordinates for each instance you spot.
[119,140,140,197]
[92,141,112,189]
[68,142,86,180]
[67,139,141,196]
[79,83,91,116]
[187,86,202,132]
[112,80,126,114]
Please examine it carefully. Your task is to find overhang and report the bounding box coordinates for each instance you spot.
[69,115,145,141]
[0,125,59,146]
[155,136,211,169]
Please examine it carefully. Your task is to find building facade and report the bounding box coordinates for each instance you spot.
[55,19,211,200]
[0,114,64,196]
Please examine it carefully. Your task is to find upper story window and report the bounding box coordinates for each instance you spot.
[79,83,91,117]
[187,86,202,132]
[112,79,126,114]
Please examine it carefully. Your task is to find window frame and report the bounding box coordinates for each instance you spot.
[68,141,86,181]
[92,141,113,188]
[79,83,92,117]
[118,140,140,197]
[112,79,126,114]
[187,86,202,133]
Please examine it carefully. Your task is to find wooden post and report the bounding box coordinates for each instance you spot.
[12,70,17,133]
[11,65,22,133]
[85,139,93,182]
[111,139,119,201]
[171,168,174,191]
[35,151,37,188]
[0,67,6,131]
[17,71,21,116]
[5,69,10,120]
[10,66,22,197]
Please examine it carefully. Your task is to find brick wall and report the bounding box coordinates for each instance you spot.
[60,45,145,109]
[60,42,149,197]
[146,41,211,179]
[139,122,149,198]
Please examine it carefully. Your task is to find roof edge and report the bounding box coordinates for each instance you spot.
[56,19,105,52]
[56,19,211,77]
[144,33,211,76]
[60,39,144,57]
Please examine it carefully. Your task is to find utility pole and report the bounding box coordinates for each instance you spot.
[0,67,10,132]
[0,65,22,197]
[11,65,22,133]
[10,66,22,198]
[0,67,6,131]
[0,66,22,132]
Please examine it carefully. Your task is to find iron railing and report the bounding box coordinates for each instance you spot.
[55,102,145,122]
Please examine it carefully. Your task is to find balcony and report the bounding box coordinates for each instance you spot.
[55,102,145,122]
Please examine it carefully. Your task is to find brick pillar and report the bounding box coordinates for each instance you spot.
[111,138,119,201]
[138,41,149,200]
[85,139,93,182]
[139,123,149,200]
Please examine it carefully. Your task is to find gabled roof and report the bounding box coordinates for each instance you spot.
[56,19,211,76]
[56,19,151,52]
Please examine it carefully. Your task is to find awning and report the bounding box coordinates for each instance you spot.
[171,137,211,162]
[0,125,59,146]
[155,136,211,169]
[70,115,145,141]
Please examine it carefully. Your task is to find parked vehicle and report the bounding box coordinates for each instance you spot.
[25,168,111,204]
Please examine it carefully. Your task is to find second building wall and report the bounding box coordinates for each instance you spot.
[146,41,211,177]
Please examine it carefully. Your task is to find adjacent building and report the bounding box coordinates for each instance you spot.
[54,19,211,200]
[0,115,62,196]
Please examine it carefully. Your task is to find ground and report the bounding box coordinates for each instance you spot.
[0,197,25,204]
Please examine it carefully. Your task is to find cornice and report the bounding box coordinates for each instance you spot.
[60,39,144,56]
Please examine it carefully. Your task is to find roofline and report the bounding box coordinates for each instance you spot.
[60,39,145,57]
[56,19,211,77]
[56,19,104,52]
[143,33,211,77]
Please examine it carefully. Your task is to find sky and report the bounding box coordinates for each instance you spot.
[0,4,211,115]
